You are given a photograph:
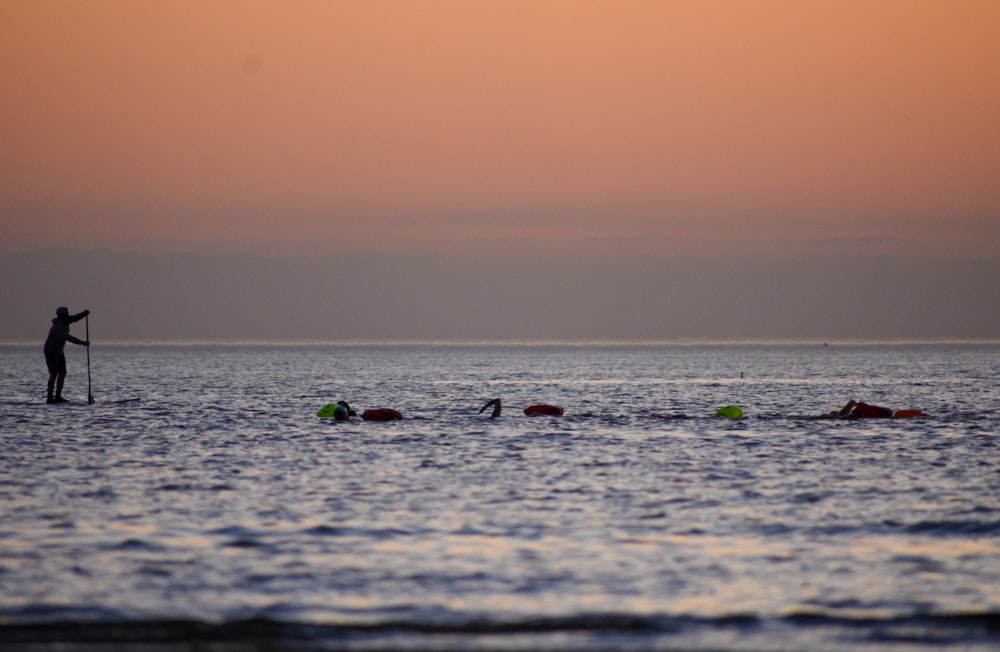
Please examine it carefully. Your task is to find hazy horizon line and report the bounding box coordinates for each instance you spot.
[4,338,998,347]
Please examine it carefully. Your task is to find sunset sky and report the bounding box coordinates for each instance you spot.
[2,1,998,340]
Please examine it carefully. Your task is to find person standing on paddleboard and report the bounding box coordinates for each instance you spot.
[44,306,89,404]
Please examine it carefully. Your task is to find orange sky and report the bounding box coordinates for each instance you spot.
[2,0,999,259]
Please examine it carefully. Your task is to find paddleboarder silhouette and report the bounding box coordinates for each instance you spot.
[44,306,90,404]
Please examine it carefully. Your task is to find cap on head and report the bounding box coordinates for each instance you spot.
[56,307,69,318]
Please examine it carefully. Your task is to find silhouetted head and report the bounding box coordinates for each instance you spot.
[56,307,69,320]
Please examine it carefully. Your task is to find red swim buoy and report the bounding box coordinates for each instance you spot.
[361,408,403,421]
[523,404,564,416]
[893,409,927,418]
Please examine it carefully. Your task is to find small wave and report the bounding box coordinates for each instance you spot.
[299,525,415,540]
[301,524,348,537]
[902,519,1000,536]
[0,611,998,650]
[107,538,162,552]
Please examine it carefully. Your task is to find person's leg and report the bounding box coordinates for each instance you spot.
[55,371,66,401]
[45,351,61,403]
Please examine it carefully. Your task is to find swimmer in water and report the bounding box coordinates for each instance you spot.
[334,401,357,421]
[479,398,564,417]
[823,400,897,419]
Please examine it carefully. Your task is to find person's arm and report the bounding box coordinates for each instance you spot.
[68,309,90,324]
[66,334,89,346]
[837,400,857,417]
[479,398,502,418]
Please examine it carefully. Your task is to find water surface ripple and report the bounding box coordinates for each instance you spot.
[1,343,998,650]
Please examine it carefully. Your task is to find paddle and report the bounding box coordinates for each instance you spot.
[86,314,94,404]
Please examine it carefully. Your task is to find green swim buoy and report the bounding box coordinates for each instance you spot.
[317,403,339,418]
[715,405,744,419]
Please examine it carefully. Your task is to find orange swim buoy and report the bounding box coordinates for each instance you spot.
[893,409,927,418]
[523,404,564,416]
[361,408,404,421]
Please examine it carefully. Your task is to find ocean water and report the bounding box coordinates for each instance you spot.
[1,342,998,651]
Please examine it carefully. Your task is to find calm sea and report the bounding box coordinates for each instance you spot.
[1,342,998,651]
